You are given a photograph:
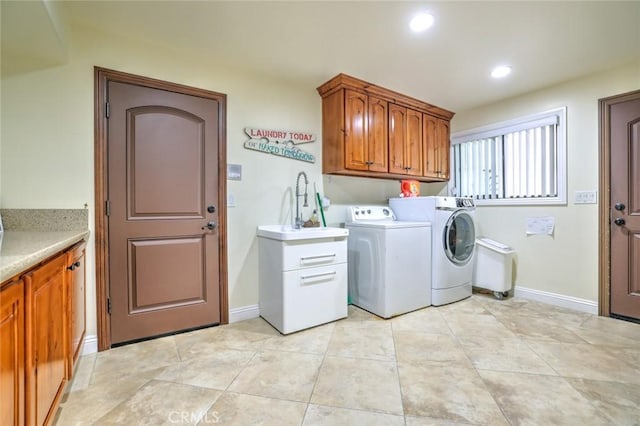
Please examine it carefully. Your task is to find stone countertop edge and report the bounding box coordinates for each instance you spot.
[0,230,90,283]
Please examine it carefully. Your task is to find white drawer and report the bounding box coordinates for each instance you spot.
[282,239,347,271]
[280,263,348,334]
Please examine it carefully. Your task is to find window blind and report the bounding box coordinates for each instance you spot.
[450,108,565,204]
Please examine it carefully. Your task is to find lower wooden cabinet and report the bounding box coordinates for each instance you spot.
[0,240,87,426]
[1,279,25,426]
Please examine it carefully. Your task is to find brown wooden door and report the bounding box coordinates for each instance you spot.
[344,89,368,171]
[610,93,640,320]
[25,254,67,426]
[389,104,407,174]
[1,280,25,426]
[108,81,221,344]
[367,96,388,172]
[406,108,423,176]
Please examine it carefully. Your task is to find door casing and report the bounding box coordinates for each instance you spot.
[598,89,640,316]
[94,67,228,350]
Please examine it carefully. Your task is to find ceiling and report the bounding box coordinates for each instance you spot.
[3,1,640,112]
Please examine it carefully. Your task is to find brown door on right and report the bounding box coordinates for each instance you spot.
[610,91,640,321]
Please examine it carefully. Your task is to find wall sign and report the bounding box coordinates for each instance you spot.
[243,127,316,163]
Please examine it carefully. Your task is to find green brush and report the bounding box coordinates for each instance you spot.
[316,192,326,227]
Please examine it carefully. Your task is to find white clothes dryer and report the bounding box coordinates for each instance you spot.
[345,206,432,318]
[390,196,476,306]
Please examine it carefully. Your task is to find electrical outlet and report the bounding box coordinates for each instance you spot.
[574,190,597,204]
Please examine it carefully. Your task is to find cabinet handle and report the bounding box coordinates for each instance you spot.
[67,261,81,271]
[300,253,337,265]
[300,271,337,282]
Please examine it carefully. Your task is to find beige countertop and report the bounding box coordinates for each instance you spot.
[0,230,89,283]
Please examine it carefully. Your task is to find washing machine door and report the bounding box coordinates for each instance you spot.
[443,210,475,265]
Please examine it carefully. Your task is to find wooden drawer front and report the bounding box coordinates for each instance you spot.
[282,240,347,271]
[281,264,348,334]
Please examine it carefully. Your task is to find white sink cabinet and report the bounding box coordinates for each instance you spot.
[257,226,349,334]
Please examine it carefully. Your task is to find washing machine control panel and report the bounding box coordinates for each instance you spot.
[456,198,475,208]
[346,206,396,223]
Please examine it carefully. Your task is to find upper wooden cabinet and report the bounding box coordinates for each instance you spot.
[317,73,454,182]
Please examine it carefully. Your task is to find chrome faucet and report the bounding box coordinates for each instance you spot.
[295,171,309,229]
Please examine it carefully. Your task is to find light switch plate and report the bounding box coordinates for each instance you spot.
[227,164,242,181]
[228,193,236,207]
[575,190,597,204]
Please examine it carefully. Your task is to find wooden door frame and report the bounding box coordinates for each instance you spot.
[94,67,228,351]
[598,89,640,316]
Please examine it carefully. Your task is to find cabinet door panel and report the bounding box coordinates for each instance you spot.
[423,114,439,178]
[367,96,389,172]
[437,118,451,179]
[26,254,66,426]
[367,96,388,172]
[1,280,25,426]
[406,109,423,176]
[344,90,368,171]
[388,104,407,174]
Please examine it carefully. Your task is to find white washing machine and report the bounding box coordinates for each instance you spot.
[390,196,476,306]
[345,206,431,318]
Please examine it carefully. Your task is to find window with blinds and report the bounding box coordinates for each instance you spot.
[450,107,566,205]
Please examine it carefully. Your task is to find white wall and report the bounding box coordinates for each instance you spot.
[451,61,640,302]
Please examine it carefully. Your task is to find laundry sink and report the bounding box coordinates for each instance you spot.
[257,225,348,241]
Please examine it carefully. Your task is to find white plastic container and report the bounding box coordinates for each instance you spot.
[473,238,515,299]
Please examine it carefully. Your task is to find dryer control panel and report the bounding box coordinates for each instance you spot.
[456,198,475,208]
[345,206,396,223]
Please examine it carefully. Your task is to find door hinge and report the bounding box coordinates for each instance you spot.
[105,200,111,217]
[107,298,112,315]
[105,101,110,119]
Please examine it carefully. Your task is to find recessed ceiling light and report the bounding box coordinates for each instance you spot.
[491,66,512,78]
[410,12,434,32]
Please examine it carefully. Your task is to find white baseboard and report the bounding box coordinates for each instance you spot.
[514,286,598,315]
[81,334,98,355]
[229,304,260,323]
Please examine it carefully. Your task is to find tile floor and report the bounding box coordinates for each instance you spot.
[55,294,640,425]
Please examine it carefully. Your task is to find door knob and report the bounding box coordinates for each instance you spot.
[202,221,217,230]
[614,203,625,211]
[614,218,625,226]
